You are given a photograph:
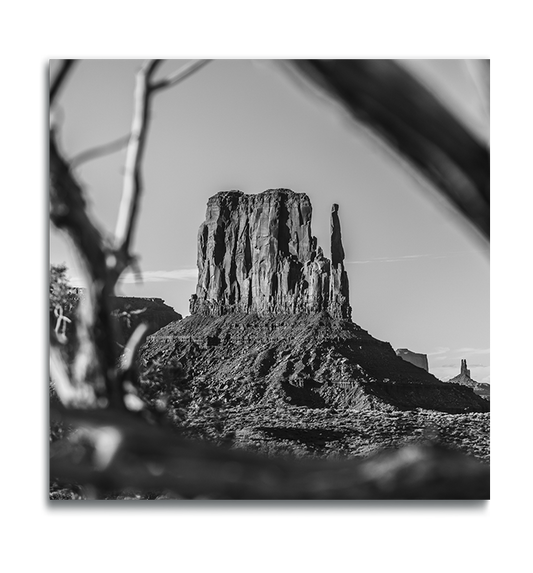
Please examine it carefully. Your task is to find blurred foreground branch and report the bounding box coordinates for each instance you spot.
[49,59,210,409]
[50,405,489,499]
[284,60,490,240]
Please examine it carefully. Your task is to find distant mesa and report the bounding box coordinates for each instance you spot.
[55,289,182,347]
[139,189,489,414]
[446,359,490,400]
[396,348,429,372]
[110,296,182,345]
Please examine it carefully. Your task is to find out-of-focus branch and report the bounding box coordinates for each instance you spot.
[114,60,161,258]
[50,347,92,406]
[50,60,76,106]
[465,59,490,116]
[71,133,131,168]
[150,59,211,91]
[119,323,149,375]
[50,130,121,406]
[49,58,211,409]
[283,60,490,241]
[115,59,211,257]
[50,405,490,499]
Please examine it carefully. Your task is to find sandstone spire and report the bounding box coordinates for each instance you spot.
[189,189,352,318]
[328,203,350,318]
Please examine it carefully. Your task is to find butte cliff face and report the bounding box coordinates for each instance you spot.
[396,348,429,372]
[139,189,488,414]
[189,189,350,319]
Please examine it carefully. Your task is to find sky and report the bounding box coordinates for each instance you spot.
[50,59,489,384]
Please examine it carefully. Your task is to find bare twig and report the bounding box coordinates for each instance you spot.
[114,59,211,257]
[71,133,131,168]
[114,60,161,257]
[50,58,211,409]
[50,60,76,106]
[119,323,149,375]
[150,59,211,91]
[50,129,122,406]
[53,304,71,343]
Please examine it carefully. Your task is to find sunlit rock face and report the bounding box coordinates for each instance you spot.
[189,189,351,318]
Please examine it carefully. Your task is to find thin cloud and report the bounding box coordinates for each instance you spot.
[118,269,198,284]
[455,347,490,355]
[69,268,198,286]
[427,347,450,357]
[346,252,467,265]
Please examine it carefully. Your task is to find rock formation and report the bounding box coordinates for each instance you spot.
[51,288,181,348]
[447,359,490,400]
[110,296,182,345]
[396,348,429,371]
[141,313,489,413]
[189,189,351,319]
[139,188,489,414]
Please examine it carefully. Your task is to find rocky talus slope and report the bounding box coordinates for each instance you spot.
[141,313,488,412]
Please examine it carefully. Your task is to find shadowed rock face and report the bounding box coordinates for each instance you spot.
[189,189,351,318]
[396,348,429,372]
[110,296,182,346]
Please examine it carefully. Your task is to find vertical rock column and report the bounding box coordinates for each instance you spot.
[328,204,351,319]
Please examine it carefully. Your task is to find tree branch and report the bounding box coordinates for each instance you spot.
[49,58,211,409]
[50,130,122,407]
[119,323,149,375]
[114,59,211,260]
[71,133,131,168]
[114,60,161,257]
[283,60,490,240]
[50,405,490,499]
[150,59,211,92]
[50,60,76,107]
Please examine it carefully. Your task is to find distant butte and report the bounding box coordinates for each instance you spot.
[447,359,490,400]
[396,348,429,372]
